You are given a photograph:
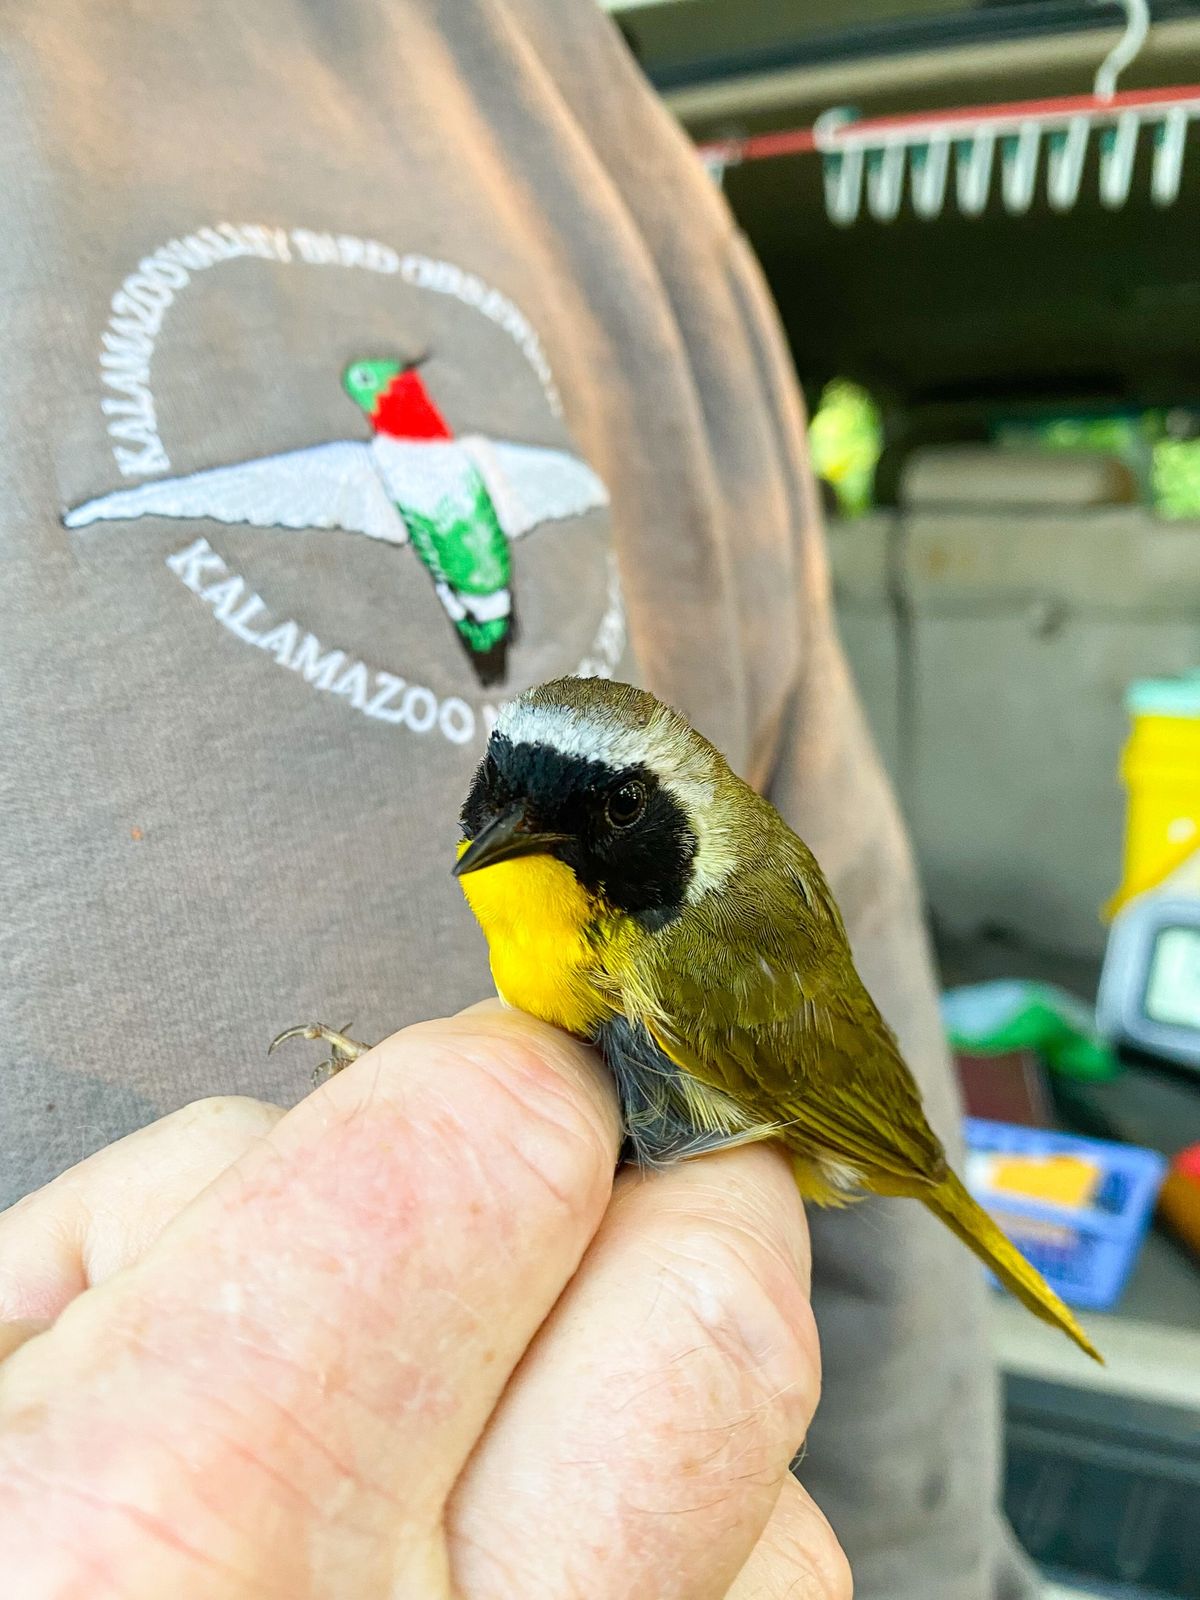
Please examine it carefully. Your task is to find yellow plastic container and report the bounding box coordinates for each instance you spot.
[1109,680,1200,915]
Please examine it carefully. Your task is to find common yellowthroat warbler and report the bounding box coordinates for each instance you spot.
[450,676,1102,1363]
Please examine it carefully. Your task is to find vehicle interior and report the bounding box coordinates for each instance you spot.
[612,3,1200,1596]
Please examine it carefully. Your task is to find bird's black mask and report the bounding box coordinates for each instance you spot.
[458,734,697,927]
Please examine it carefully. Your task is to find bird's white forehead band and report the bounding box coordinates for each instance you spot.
[497,699,668,773]
[494,697,737,901]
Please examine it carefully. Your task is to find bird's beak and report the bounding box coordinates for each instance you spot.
[453,804,568,878]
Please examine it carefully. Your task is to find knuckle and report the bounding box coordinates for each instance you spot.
[405,1021,617,1227]
[766,1514,853,1600]
[472,1035,616,1220]
[823,1535,855,1600]
[741,1481,853,1600]
[659,1220,819,1437]
[0,1210,85,1323]
[172,1095,281,1137]
[792,1507,854,1600]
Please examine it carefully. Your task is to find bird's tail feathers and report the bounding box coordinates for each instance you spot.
[924,1171,1103,1364]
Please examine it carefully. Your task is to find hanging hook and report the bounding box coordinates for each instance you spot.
[1093,0,1150,102]
[815,109,865,226]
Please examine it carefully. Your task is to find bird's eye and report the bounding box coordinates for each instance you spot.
[352,365,377,390]
[605,780,646,829]
[484,752,500,788]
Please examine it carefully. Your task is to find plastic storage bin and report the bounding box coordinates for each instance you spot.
[1110,675,1200,913]
[964,1118,1167,1310]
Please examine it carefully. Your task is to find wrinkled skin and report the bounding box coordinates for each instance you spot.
[0,1003,849,1600]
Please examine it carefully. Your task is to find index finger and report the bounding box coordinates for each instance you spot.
[0,1006,621,1590]
[449,1143,820,1600]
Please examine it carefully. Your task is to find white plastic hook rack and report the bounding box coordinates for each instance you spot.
[697,0,1200,223]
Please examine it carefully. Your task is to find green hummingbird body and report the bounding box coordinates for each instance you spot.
[342,358,515,684]
[402,472,512,660]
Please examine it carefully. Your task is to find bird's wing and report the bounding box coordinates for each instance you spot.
[458,436,609,539]
[64,441,408,545]
[635,837,947,1189]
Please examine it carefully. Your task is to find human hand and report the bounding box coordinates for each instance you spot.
[0,1003,848,1598]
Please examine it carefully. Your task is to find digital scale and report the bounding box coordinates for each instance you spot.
[1097,895,1200,1071]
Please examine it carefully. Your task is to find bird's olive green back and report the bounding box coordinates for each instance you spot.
[623,785,949,1189]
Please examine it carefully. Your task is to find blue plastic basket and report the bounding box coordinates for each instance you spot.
[963,1118,1167,1311]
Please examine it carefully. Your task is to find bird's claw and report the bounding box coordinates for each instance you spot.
[268,1022,371,1084]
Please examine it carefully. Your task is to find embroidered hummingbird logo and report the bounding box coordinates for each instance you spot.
[65,358,609,686]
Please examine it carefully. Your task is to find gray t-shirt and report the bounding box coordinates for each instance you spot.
[1,3,1035,1595]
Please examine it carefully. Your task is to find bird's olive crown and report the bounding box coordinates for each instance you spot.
[461,734,698,926]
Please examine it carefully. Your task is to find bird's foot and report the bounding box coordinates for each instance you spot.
[268,1022,372,1085]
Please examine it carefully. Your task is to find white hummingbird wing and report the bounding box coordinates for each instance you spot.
[458,436,609,539]
[369,435,482,522]
[368,434,608,542]
[64,440,408,546]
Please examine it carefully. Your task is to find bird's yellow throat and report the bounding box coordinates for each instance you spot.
[456,843,618,1036]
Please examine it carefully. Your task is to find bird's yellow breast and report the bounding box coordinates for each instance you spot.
[457,847,616,1037]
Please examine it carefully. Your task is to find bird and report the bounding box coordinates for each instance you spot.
[65,359,609,686]
[444,675,1103,1361]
